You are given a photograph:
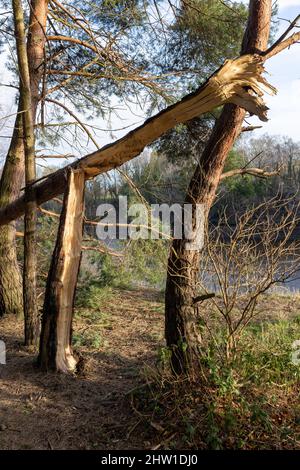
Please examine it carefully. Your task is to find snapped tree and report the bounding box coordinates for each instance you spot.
[0,52,277,225]
[0,0,299,372]
[0,0,168,339]
[38,168,85,372]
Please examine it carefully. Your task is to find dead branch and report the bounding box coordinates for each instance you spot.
[262,14,300,60]
[241,125,262,133]
[81,245,123,257]
[0,54,277,226]
[220,167,279,180]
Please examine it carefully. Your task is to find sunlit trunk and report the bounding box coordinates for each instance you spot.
[38,169,85,372]
[164,0,272,375]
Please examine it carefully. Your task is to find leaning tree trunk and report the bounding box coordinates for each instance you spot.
[0,0,48,319]
[38,168,85,372]
[0,107,24,317]
[165,0,272,375]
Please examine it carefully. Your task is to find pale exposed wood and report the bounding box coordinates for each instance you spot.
[0,54,276,227]
[38,168,85,372]
[56,169,84,372]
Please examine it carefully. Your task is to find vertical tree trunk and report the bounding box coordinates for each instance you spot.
[38,169,85,373]
[12,0,39,346]
[0,1,48,319]
[27,0,49,124]
[165,0,272,375]
[23,0,48,344]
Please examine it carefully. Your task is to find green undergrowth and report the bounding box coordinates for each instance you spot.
[132,316,300,450]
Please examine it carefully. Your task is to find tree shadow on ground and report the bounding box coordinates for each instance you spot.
[0,324,159,450]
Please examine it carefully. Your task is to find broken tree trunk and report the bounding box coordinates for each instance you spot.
[38,168,85,372]
[164,0,273,375]
[0,53,276,227]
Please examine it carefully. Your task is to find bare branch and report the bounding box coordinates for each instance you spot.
[220,167,279,180]
[262,14,300,60]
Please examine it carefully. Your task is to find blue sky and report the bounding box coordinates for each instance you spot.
[242,0,300,140]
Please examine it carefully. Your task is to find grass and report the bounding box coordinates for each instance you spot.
[1,282,299,450]
[72,273,300,449]
[71,261,300,449]
[73,284,114,351]
[131,314,300,450]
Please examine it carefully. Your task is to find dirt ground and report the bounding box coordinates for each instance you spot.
[0,289,165,450]
[1,288,299,450]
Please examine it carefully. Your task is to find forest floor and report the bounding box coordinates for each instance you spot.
[0,288,165,450]
[0,287,299,450]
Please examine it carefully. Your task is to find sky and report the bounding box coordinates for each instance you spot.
[240,0,300,140]
[0,0,300,162]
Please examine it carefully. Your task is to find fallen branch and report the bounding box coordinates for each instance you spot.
[0,54,276,226]
[39,207,171,239]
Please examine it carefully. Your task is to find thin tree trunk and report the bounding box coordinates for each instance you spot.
[27,0,49,124]
[38,169,85,372]
[0,1,48,319]
[0,106,24,317]
[13,0,38,345]
[164,0,272,375]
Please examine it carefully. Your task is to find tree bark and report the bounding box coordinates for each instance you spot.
[0,1,48,319]
[38,169,85,372]
[164,0,272,375]
[0,53,275,227]
[27,1,49,124]
[0,106,24,317]
[13,0,40,346]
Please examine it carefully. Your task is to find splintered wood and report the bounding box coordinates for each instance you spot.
[38,168,85,372]
[0,53,276,226]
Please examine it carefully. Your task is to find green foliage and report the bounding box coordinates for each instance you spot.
[98,254,133,289]
[124,239,168,289]
[153,116,213,172]
[221,149,255,196]
[73,330,104,349]
[168,0,248,79]
[137,310,300,449]
[74,286,112,350]
[239,318,300,384]
[75,282,114,309]
[85,238,168,291]
[223,149,245,172]
[200,317,300,446]
[158,346,172,366]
